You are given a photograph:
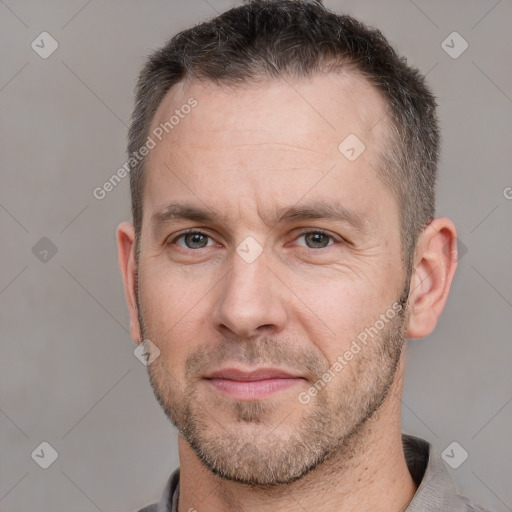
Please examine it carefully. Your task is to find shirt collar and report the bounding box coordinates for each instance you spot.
[403,434,470,511]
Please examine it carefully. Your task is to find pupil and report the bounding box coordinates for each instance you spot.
[187,233,207,248]
[307,233,327,248]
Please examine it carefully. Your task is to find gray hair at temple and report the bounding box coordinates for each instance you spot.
[127,0,439,273]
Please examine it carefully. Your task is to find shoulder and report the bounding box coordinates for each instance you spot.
[136,504,158,512]
[134,467,180,512]
[463,496,495,512]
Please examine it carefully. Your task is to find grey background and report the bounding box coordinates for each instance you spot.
[1,1,511,511]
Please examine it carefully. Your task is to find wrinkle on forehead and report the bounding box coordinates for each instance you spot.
[150,72,389,145]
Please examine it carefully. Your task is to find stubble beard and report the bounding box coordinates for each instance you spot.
[137,269,410,487]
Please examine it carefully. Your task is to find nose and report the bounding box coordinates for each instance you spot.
[211,245,288,340]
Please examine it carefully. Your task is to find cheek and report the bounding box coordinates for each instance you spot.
[289,272,397,362]
[138,267,213,365]
[140,258,216,319]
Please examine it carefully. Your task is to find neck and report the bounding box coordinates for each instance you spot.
[177,349,417,512]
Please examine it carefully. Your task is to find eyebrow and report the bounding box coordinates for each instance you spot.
[151,199,368,237]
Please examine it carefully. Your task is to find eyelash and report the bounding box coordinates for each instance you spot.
[168,228,340,251]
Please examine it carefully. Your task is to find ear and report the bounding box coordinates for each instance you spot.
[406,217,458,339]
[117,221,142,344]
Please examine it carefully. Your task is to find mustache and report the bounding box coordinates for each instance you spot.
[185,337,327,380]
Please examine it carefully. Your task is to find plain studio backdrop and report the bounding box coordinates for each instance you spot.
[1,1,511,511]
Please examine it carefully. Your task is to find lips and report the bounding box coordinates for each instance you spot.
[205,368,300,381]
[204,367,305,400]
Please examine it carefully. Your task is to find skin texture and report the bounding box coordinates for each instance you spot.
[117,73,458,512]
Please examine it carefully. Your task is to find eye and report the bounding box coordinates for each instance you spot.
[168,229,340,252]
[171,230,217,249]
[294,230,337,249]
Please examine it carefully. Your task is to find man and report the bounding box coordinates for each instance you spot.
[117,1,491,510]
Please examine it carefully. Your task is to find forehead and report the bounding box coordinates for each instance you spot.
[142,72,395,235]
[149,72,388,158]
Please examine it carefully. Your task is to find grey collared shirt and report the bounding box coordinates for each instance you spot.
[137,434,492,512]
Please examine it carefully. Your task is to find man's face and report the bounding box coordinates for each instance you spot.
[136,73,411,486]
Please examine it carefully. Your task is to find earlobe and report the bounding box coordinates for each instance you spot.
[116,221,142,344]
[406,218,458,339]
